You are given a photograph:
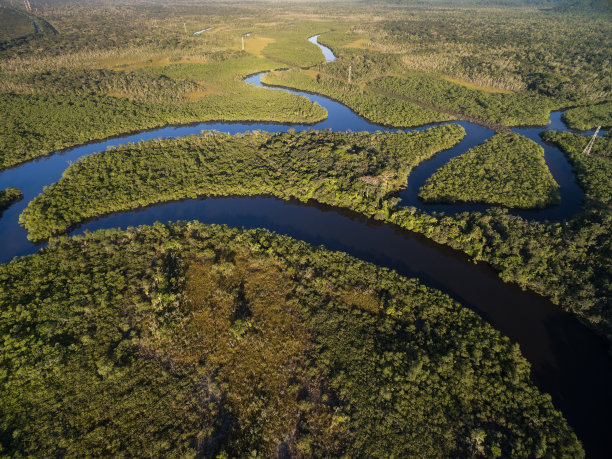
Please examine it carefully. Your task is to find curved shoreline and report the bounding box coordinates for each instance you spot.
[40,193,612,457]
[251,69,592,221]
[0,33,611,456]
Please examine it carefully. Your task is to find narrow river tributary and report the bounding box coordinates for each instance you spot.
[0,34,609,456]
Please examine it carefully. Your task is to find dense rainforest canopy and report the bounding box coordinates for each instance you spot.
[0,0,610,456]
[0,187,21,213]
[19,127,612,344]
[20,126,465,241]
[0,223,583,457]
[418,133,560,208]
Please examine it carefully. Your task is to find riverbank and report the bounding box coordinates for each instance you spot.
[0,33,610,457]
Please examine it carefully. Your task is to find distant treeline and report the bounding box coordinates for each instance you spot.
[344,10,611,103]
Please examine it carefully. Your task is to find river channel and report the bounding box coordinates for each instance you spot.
[0,34,609,456]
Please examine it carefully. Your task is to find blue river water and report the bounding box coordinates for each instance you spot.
[0,34,609,456]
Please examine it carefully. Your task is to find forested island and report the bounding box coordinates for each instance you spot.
[19,126,466,240]
[1,0,611,456]
[0,187,21,212]
[418,133,560,208]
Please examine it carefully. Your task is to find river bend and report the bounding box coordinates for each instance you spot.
[0,34,610,457]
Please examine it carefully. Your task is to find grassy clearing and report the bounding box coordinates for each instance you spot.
[261,30,327,67]
[181,86,223,100]
[442,76,513,94]
[345,38,372,49]
[243,35,275,57]
[0,6,35,41]
[105,55,209,72]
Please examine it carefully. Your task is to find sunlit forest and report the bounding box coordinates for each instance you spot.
[1,0,610,457]
[419,133,560,208]
[0,223,584,457]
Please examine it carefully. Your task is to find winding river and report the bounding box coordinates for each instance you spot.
[0,35,610,456]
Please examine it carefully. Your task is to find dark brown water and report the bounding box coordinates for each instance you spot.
[0,35,609,456]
